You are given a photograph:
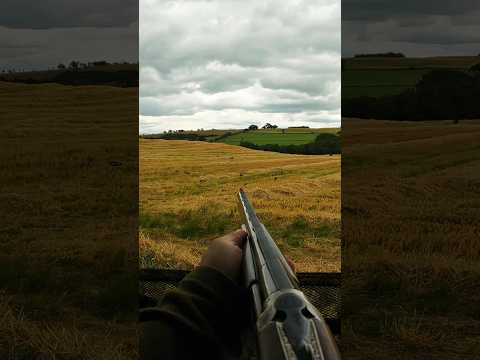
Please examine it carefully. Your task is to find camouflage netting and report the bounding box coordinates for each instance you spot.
[139,269,341,334]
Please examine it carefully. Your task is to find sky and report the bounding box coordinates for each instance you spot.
[343,0,480,57]
[0,0,138,71]
[139,0,341,133]
[3,1,478,133]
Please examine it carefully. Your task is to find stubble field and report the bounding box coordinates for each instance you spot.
[0,81,138,359]
[342,118,480,359]
[139,139,341,273]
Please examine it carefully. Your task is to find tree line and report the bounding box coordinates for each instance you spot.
[354,52,405,58]
[141,132,208,141]
[240,133,340,155]
[343,68,480,121]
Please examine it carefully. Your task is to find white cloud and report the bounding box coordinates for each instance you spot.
[140,0,341,132]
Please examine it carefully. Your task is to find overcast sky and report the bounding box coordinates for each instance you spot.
[0,1,137,70]
[139,0,341,133]
[343,0,480,57]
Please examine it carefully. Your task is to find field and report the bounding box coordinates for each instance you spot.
[0,81,138,359]
[342,119,480,359]
[0,63,138,81]
[343,56,480,98]
[219,128,339,146]
[139,139,341,273]
[144,127,340,146]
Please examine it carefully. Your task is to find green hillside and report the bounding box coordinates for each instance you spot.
[219,128,339,146]
[343,56,479,98]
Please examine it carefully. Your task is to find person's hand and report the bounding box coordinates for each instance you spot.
[199,229,247,282]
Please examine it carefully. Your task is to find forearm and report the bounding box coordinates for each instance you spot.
[140,266,247,360]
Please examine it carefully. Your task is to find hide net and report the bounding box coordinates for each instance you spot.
[139,268,341,335]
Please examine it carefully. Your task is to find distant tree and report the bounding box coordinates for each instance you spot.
[470,63,480,71]
[354,52,405,58]
[92,61,109,66]
[239,133,340,155]
[262,123,278,129]
[57,63,66,70]
[343,69,480,121]
[248,124,258,130]
[69,61,79,71]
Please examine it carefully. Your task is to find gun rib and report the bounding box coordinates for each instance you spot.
[238,189,298,297]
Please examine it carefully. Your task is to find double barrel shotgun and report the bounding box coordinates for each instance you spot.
[238,189,341,360]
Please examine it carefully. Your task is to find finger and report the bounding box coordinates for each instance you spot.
[226,229,248,248]
[286,257,296,273]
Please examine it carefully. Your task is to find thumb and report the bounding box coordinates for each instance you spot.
[228,229,248,248]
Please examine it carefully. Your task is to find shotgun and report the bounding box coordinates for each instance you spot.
[238,189,341,360]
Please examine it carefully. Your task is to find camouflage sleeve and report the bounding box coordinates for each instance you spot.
[140,266,248,360]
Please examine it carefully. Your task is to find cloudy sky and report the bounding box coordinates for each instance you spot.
[0,0,137,71]
[139,0,341,133]
[343,0,480,57]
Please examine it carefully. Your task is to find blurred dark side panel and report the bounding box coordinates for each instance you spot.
[341,1,480,358]
[0,1,139,358]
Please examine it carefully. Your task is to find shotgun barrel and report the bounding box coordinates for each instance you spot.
[238,189,341,360]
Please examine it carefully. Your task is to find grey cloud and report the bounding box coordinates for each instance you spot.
[140,0,341,130]
[343,0,480,21]
[343,1,480,55]
[0,25,138,70]
[141,1,340,72]
[0,0,137,29]
[391,26,480,45]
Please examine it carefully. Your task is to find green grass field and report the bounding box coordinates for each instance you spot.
[218,128,339,146]
[143,128,341,146]
[343,56,480,98]
[342,69,430,98]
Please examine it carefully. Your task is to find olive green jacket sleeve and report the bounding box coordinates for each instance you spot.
[140,266,248,360]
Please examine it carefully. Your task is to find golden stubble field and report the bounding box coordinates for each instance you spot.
[342,119,480,359]
[0,81,138,359]
[139,139,341,273]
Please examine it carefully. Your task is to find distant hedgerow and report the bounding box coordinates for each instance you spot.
[239,133,340,155]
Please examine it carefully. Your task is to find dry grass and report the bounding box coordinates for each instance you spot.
[0,294,137,360]
[342,118,480,359]
[139,139,341,273]
[0,82,138,358]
